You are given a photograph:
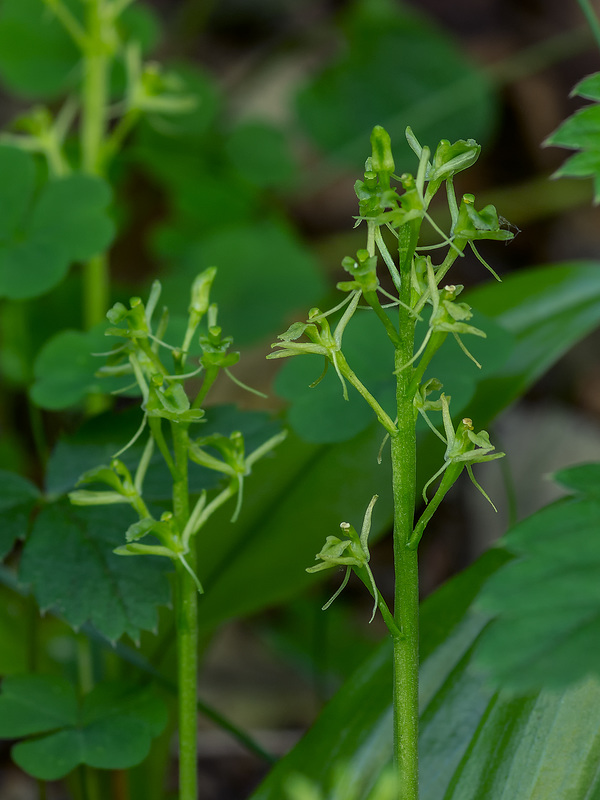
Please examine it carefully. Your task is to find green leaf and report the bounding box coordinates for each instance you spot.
[465,261,600,422]
[553,461,600,499]
[160,220,326,345]
[545,73,600,202]
[19,501,171,642]
[0,676,167,780]
[0,0,79,99]
[30,324,124,410]
[474,465,600,691]
[0,674,77,737]
[0,470,41,559]
[225,121,296,188]
[250,549,600,799]
[0,147,115,300]
[296,0,496,169]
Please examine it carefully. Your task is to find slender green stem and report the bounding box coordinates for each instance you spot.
[76,638,102,800]
[408,464,462,550]
[192,366,220,409]
[391,259,419,798]
[363,288,402,347]
[336,352,397,434]
[171,422,199,800]
[81,0,110,329]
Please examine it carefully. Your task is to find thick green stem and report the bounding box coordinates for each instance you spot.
[81,0,110,329]
[172,423,198,800]
[391,260,419,798]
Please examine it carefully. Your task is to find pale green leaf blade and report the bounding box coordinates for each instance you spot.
[465,261,600,423]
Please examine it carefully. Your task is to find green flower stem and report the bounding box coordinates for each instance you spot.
[336,353,397,435]
[171,422,199,800]
[408,464,461,550]
[149,418,177,478]
[391,264,419,798]
[406,332,447,398]
[81,0,110,330]
[354,565,402,639]
[413,247,465,318]
[363,288,402,347]
[192,366,220,410]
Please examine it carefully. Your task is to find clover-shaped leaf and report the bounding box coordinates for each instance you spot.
[30,324,126,410]
[0,147,115,299]
[0,0,79,99]
[0,675,167,780]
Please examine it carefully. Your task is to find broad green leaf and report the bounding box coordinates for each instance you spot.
[30,324,124,410]
[0,674,77,737]
[159,220,326,345]
[0,470,40,558]
[19,501,171,642]
[0,147,115,300]
[474,463,600,691]
[0,676,167,780]
[225,121,296,188]
[296,0,496,169]
[0,0,79,99]
[250,549,600,799]
[465,261,600,423]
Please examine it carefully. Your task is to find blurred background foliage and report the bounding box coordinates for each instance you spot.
[1,0,600,798]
